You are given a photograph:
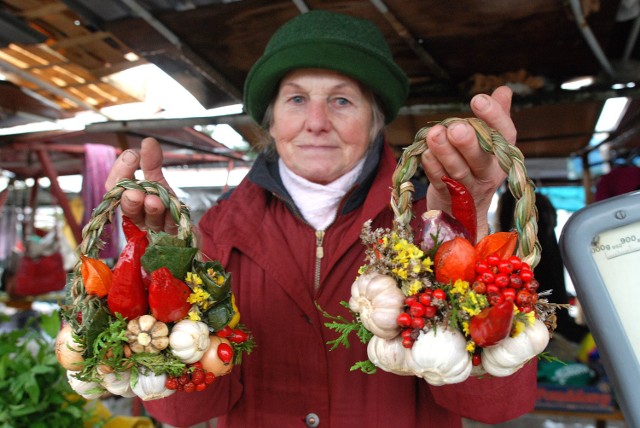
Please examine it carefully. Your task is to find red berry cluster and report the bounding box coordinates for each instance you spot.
[165,361,216,393]
[396,288,447,348]
[472,254,538,313]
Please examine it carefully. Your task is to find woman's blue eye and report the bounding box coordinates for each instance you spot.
[336,97,349,106]
[291,96,303,103]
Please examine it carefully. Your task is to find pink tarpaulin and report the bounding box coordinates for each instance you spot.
[82,143,119,259]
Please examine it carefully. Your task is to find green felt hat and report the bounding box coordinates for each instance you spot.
[244,10,409,124]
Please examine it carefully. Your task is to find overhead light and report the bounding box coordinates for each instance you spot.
[561,76,595,90]
[595,97,630,132]
[611,81,637,90]
[124,52,140,62]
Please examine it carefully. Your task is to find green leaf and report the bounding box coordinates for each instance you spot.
[194,259,231,301]
[30,364,54,375]
[141,231,198,280]
[39,311,61,339]
[316,301,372,351]
[350,360,377,374]
[23,375,41,403]
[204,296,234,331]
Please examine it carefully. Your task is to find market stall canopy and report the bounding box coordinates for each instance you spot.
[0,0,639,184]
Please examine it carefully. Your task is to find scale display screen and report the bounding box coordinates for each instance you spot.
[560,190,640,427]
[590,221,640,365]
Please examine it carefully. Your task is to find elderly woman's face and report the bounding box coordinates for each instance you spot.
[270,69,374,184]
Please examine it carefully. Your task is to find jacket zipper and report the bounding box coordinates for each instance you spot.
[314,230,325,292]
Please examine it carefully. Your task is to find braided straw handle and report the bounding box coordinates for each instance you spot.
[390,118,541,269]
[68,178,196,307]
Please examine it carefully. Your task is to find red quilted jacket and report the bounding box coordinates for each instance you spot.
[144,138,537,427]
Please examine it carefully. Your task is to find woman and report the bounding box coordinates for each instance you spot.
[107,10,535,428]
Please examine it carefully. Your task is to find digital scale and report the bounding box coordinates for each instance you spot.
[560,190,640,428]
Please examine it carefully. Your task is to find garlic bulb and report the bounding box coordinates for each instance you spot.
[349,273,405,339]
[481,317,549,377]
[131,368,176,401]
[67,370,104,400]
[126,315,170,354]
[169,320,211,363]
[99,367,136,398]
[410,327,472,386]
[367,335,415,376]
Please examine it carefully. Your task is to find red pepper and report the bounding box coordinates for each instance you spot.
[107,218,149,320]
[122,215,145,242]
[441,175,477,245]
[469,300,514,347]
[148,267,192,323]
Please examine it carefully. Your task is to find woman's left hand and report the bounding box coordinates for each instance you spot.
[421,85,516,241]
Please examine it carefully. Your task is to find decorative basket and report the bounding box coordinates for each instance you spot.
[57,179,254,401]
[323,118,559,385]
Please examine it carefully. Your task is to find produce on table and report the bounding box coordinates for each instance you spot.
[57,179,255,400]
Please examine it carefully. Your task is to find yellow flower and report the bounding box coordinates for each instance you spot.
[452,279,469,295]
[187,285,211,305]
[186,272,203,286]
[513,320,525,337]
[525,311,536,326]
[406,280,422,296]
[188,310,201,321]
[466,341,476,353]
[392,267,408,280]
[462,321,470,335]
[460,292,484,317]
[421,258,433,272]
[207,268,225,285]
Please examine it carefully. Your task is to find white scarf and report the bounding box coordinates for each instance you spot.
[279,157,365,230]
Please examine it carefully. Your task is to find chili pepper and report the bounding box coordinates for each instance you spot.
[441,175,477,245]
[469,299,514,347]
[148,266,192,323]
[107,220,149,320]
[80,255,112,297]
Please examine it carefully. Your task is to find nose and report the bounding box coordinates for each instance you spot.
[305,99,331,132]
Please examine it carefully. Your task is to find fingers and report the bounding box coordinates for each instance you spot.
[106,149,141,190]
[471,86,516,145]
[138,137,177,232]
[105,137,176,233]
[140,138,172,192]
[420,87,518,240]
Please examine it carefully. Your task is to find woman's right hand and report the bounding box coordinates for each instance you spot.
[105,137,178,234]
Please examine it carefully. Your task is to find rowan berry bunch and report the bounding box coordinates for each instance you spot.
[472,254,539,313]
[165,361,216,393]
[396,288,447,348]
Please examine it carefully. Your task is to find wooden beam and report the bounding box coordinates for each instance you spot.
[90,58,147,78]
[0,56,107,115]
[50,31,111,49]
[370,0,451,82]
[20,3,67,19]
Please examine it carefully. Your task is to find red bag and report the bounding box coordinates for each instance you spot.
[14,252,67,296]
